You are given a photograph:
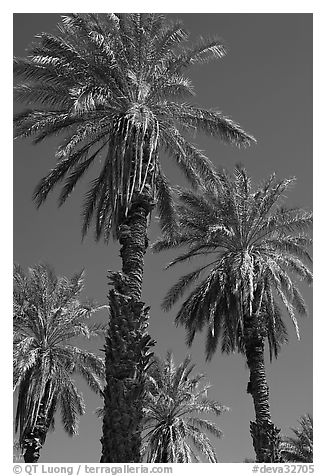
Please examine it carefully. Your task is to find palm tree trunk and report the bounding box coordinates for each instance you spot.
[22,402,48,463]
[23,430,45,463]
[245,321,282,463]
[100,192,155,463]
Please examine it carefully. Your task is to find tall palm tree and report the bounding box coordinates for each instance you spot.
[153,166,312,462]
[14,263,106,463]
[280,414,313,462]
[142,352,228,463]
[13,13,255,462]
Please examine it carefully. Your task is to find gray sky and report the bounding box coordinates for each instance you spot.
[13,13,312,463]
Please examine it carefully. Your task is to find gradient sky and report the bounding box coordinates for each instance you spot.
[13,13,312,463]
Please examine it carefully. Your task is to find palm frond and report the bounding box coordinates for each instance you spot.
[155,167,179,236]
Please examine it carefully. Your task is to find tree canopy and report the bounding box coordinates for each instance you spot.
[14,13,255,241]
[154,166,312,360]
[14,263,106,446]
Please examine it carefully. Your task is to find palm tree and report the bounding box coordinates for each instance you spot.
[142,352,227,462]
[13,13,255,462]
[14,263,106,463]
[280,414,313,462]
[97,352,228,462]
[153,166,312,462]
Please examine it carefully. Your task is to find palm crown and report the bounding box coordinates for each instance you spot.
[154,166,312,360]
[14,263,106,447]
[14,13,255,241]
[142,352,227,462]
[280,414,313,463]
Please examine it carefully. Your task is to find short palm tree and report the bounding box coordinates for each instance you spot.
[153,166,312,462]
[280,414,313,462]
[142,352,227,462]
[14,263,106,463]
[13,13,255,462]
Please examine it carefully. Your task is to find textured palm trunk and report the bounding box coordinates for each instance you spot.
[100,191,156,463]
[23,429,45,463]
[245,320,282,463]
[22,402,48,463]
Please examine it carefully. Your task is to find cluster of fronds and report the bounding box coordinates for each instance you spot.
[14,13,255,241]
[13,263,106,446]
[153,166,312,360]
[141,352,227,462]
[281,414,313,462]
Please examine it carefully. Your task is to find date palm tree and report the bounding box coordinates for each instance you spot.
[280,414,313,462]
[14,263,106,463]
[153,166,312,462]
[142,352,227,462]
[96,351,228,462]
[13,13,255,462]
